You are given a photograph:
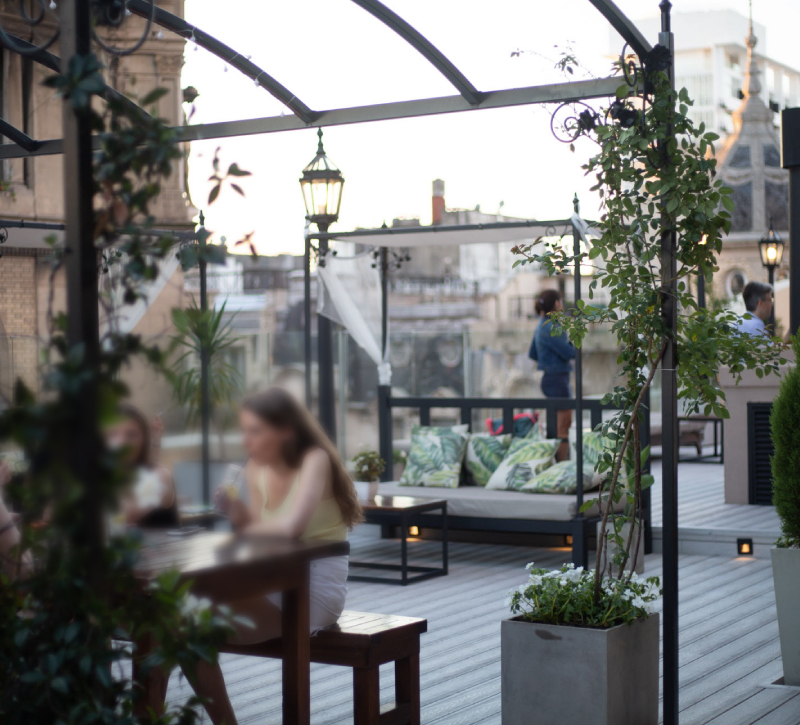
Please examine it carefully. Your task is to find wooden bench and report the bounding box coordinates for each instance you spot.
[222,611,427,725]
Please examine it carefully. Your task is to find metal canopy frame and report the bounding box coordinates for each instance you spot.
[0,2,682,723]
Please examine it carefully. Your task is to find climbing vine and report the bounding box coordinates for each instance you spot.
[0,53,245,723]
[514,60,787,596]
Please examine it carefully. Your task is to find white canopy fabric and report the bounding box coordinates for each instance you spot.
[324,219,583,249]
[316,249,392,385]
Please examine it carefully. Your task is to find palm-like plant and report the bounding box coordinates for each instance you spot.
[170,298,243,455]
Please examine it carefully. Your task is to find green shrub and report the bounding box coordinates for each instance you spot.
[770,335,800,547]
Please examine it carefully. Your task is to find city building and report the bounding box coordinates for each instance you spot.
[631,10,800,135]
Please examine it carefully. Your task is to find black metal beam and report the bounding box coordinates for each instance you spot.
[0,117,40,152]
[316,225,336,442]
[781,107,800,335]
[658,3,679,724]
[0,32,152,125]
[0,76,623,160]
[587,0,653,58]
[350,0,482,105]
[127,0,317,125]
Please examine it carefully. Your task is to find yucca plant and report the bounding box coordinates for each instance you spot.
[170,298,243,457]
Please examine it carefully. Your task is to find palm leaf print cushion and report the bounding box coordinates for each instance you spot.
[399,431,468,488]
[485,438,559,491]
[519,459,598,495]
[465,433,513,486]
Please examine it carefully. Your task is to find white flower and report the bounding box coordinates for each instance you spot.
[632,596,646,609]
[134,467,163,509]
[529,575,543,587]
[559,578,567,586]
[525,562,535,571]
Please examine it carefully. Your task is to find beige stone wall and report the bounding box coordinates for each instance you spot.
[0,252,39,391]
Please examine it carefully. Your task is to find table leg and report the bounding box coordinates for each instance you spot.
[441,504,448,575]
[282,566,311,725]
[401,513,408,585]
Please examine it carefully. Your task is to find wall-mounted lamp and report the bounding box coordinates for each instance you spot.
[737,538,754,556]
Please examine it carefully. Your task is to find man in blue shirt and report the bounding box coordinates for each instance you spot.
[736,281,773,337]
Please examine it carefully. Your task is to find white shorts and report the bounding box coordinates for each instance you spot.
[267,554,349,633]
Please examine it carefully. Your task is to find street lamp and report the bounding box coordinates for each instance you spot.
[300,128,344,440]
[758,218,784,330]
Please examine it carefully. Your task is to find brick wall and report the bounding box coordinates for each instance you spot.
[0,254,39,394]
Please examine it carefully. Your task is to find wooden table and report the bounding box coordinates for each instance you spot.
[350,495,448,585]
[135,531,349,724]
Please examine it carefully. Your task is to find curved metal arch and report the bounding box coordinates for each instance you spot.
[127,0,317,125]
[587,0,652,58]
[0,33,152,125]
[350,0,482,106]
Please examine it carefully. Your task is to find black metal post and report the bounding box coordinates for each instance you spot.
[304,233,312,407]
[768,265,776,331]
[61,0,104,567]
[697,272,706,309]
[198,211,211,505]
[317,225,336,441]
[781,108,800,335]
[378,247,392,480]
[659,3,679,724]
[572,196,584,529]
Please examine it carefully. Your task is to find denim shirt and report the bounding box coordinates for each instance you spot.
[528,317,575,374]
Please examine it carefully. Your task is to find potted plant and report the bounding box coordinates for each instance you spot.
[352,451,385,500]
[503,564,661,724]
[770,335,800,686]
[508,51,786,724]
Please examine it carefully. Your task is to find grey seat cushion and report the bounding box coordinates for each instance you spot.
[377,482,623,522]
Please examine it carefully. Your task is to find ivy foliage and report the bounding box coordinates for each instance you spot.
[513,63,787,597]
[0,52,245,723]
[770,335,800,548]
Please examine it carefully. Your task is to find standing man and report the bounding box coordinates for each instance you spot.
[736,281,773,336]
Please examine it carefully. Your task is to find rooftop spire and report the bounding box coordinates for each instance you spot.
[743,0,761,98]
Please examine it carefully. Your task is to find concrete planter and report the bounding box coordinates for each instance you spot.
[353,480,379,500]
[772,547,800,686]
[501,614,659,725]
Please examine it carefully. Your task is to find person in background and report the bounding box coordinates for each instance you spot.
[529,289,575,461]
[105,403,179,528]
[736,281,773,337]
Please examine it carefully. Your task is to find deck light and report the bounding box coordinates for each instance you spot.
[737,538,754,556]
[408,526,420,537]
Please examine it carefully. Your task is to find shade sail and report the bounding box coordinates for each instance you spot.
[319,218,587,249]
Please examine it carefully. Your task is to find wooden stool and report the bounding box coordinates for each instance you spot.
[222,610,427,725]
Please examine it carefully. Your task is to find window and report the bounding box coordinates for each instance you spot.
[727,54,741,72]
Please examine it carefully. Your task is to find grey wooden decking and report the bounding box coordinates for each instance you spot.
[160,460,798,724]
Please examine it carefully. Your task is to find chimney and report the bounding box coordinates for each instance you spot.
[432,179,445,225]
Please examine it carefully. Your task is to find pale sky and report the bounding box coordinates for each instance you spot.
[180,0,799,256]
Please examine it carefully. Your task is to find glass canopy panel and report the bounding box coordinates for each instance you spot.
[379,0,637,91]
[181,0,455,125]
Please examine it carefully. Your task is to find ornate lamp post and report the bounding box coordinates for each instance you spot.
[300,129,344,440]
[759,218,784,330]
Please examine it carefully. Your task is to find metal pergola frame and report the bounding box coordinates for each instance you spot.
[0,2,681,722]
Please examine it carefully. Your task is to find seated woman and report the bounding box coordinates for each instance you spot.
[176,387,363,725]
[106,403,178,529]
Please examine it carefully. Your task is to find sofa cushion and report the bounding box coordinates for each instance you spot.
[465,433,513,486]
[399,431,468,488]
[519,459,597,495]
[376,482,624,522]
[485,439,559,491]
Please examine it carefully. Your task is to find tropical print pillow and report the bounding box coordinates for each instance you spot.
[465,433,513,486]
[399,431,468,488]
[577,430,622,484]
[525,420,543,441]
[485,439,560,491]
[519,460,598,495]
[412,423,469,437]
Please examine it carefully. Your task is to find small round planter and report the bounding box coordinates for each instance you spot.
[353,480,380,501]
[501,613,659,725]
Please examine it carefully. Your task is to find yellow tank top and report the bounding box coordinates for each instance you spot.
[257,468,347,542]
